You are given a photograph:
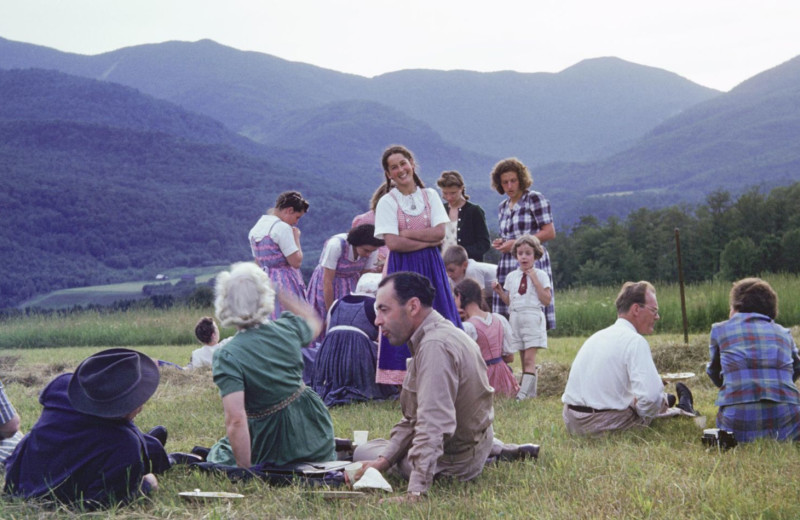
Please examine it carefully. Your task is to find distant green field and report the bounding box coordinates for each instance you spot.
[19,266,227,309]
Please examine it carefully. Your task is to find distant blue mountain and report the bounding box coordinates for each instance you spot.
[0,37,719,166]
[532,55,800,226]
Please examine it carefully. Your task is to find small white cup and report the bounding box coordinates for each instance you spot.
[344,462,363,485]
[353,430,369,446]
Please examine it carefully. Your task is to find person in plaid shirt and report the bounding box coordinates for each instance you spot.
[707,277,800,442]
[489,158,555,330]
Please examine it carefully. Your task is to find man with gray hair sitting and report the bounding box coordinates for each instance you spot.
[561,281,696,435]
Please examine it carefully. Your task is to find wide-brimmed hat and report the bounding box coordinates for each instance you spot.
[68,348,160,418]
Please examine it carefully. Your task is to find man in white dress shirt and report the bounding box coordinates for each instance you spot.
[561,281,695,435]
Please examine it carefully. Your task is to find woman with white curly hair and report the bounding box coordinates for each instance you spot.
[207,262,336,468]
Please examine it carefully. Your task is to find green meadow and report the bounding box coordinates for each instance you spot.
[1,276,800,518]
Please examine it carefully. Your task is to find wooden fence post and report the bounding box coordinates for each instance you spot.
[675,228,689,345]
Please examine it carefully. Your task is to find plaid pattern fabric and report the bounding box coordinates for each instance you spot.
[0,380,16,424]
[717,400,800,442]
[708,313,800,407]
[250,234,307,321]
[0,380,20,463]
[492,190,555,329]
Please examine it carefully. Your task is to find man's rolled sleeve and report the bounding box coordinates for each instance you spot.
[629,339,665,418]
[381,417,416,465]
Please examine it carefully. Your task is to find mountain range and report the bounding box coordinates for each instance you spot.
[0,37,718,166]
[2,36,800,307]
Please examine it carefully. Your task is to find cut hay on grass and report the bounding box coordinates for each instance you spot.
[2,334,800,519]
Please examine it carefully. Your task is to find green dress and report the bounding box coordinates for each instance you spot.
[208,312,336,466]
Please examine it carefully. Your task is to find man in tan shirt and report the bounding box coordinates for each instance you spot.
[354,271,538,503]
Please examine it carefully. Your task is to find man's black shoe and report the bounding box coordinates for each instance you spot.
[499,443,540,461]
[191,446,210,460]
[335,438,354,452]
[169,452,204,465]
[675,382,697,415]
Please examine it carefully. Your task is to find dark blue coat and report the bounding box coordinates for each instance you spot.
[3,374,168,509]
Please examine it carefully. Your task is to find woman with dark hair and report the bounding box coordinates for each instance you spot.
[437,170,490,261]
[454,278,520,398]
[305,224,385,335]
[373,145,463,384]
[312,275,396,406]
[208,262,335,468]
[707,277,800,442]
[248,191,310,320]
[351,184,392,270]
[490,158,556,329]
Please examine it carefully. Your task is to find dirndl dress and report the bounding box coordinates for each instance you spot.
[312,294,397,406]
[376,189,463,384]
[305,236,369,340]
[468,315,519,398]
[250,219,307,321]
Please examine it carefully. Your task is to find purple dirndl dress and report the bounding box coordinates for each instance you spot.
[376,189,463,384]
[492,189,556,329]
[250,218,307,321]
[305,235,369,340]
[312,294,397,406]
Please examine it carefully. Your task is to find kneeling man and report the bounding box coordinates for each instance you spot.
[355,272,537,503]
[561,281,695,435]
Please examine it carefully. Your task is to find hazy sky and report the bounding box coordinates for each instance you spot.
[1,0,799,91]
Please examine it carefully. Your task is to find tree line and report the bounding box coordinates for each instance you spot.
[547,182,800,288]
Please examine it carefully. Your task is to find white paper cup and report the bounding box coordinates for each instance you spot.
[344,462,362,485]
[353,430,369,446]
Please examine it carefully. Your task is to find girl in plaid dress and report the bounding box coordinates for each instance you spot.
[490,158,556,329]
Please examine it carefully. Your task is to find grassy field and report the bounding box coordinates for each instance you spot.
[552,273,800,337]
[1,332,800,518]
[5,274,799,350]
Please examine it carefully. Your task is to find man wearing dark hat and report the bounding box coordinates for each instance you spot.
[4,348,171,509]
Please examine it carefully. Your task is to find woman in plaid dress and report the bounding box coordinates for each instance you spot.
[490,158,556,329]
[707,277,800,442]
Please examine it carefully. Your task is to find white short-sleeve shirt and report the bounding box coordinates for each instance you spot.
[465,259,498,292]
[504,267,551,312]
[320,234,378,270]
[374,187,449,239]
[248,215,298,257]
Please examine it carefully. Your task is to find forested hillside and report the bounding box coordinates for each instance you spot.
[549,183,800,288]
[0,68,500,308]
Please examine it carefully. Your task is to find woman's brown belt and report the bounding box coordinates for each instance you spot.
[246,383,306,419]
